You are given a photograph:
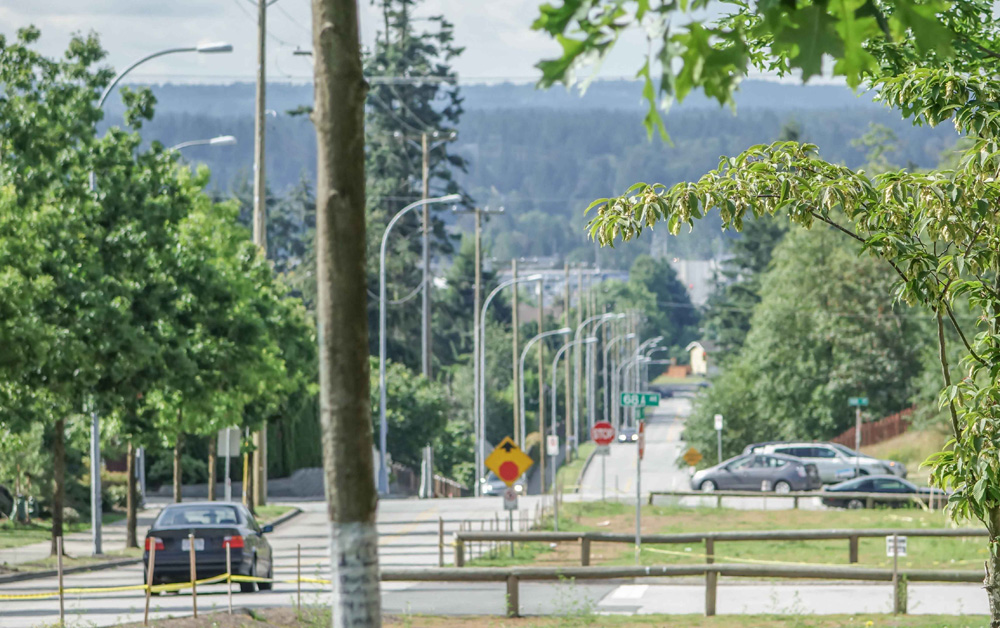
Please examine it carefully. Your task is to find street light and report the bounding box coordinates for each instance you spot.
[476,272,544,496]
[168,135,238,151]
[606,332,635,430]
[617,355,651,429]
[549,337,597,497]
[87,41,232,558]
[378,193,462,495]
[519,328,572,448]
[572,313,618,449]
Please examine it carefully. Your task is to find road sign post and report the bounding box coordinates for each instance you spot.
[713,414,723,464]
[217,428,240,502]
[849,397,868,477]
[635,420,644,564]
[591,422,615,502]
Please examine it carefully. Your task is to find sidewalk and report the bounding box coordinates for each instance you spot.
[0,503,162,567]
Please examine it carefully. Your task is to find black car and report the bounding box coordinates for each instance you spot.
[690,453,822,493]
[821,475,947,509]
[144,502,274,593]
[618,426,638,443]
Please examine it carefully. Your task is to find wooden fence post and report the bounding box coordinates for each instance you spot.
[849,535,859,564]
[144,540,157,626]
[581,537,591,566]
[188,533,198,619]
[705,537,715,564]
[506,574,520,617]
[454,534,465,567]
[705,568,717,617]
[56,536,64,625]
[439,517,445,567]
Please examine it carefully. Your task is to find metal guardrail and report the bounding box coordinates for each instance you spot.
[452,527,988,567]
[381,563,982,617]
[647,489,946,509]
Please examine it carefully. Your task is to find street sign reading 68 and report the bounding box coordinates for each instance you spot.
[620,392,660,407]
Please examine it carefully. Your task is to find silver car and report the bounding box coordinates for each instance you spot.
[761,443,899,483]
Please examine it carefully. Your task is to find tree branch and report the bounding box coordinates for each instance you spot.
[809,210,909,284]
[936,309,962,440]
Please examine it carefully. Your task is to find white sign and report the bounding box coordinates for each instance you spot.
[503,487,518,511]
[886,535,907,557]
[217,427,241,457]
[546,435,559,456]
[595,445,611,456]
[714,414,724,431]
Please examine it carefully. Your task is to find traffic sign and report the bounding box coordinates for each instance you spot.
[848,397,869,407]
[637,407,646,420]
[484,436,534,486]
[886,535,907,557]
[714,414,723,430]
[637,421,646,460]
[682,447,703,466]
[595,445,610,456]
[591,421,616,446]
[620,392,660,407]
[503,487,518,511]
[546,435,559,456]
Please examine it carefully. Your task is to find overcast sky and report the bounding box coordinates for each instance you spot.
[0,1,652,84]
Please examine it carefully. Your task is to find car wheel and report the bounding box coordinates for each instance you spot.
[774,481,792,494]
[258,560,273,591]
[240,556,257,593]
[700,480,717,493]
[847,498,865,510]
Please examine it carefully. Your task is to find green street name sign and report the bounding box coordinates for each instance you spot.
[848,397,869,407]
[620,392,660,407]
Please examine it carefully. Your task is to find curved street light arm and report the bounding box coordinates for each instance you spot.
[519,327,572,448]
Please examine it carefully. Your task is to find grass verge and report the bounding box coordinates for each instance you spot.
[862,424,951,485]
[555,442,596,494]
[255,504,298,525]
[0,512,125,550]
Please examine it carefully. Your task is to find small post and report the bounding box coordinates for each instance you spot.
[506,574,520,617]
[144,540,157,626]
[297,543,302,611]
[793,496,799,509]
[454,534,465,567]
[438,517,445,567]
[554,480,561,531]
[705,568,717,617]
[509,510,515,558]
[581,537,591,566]
[705,537,715,565]
[57,536,65,624]
[895,574,908,614]
[849,535,859,564]
[226,540,233,615]
[188,532,198,618]
[892,533,901,614]
[716,495,722,509]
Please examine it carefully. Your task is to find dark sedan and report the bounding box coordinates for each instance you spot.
[821,475,947,509]
[690,453,822,493]
[144,502,274,593]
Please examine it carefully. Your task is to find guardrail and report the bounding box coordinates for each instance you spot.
[382,563,982,617]
[452,527,988,567]
[647,489,945,510]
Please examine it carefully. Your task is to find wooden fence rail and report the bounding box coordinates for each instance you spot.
[452,527,987,568]
[646,489,945,510]
[381,563,982,617]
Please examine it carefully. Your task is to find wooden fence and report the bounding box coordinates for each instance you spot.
[832,407,914,449]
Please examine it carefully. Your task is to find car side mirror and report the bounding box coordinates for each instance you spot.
[262,524,274,534]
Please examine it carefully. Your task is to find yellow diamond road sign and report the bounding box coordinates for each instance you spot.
[682,447,703,467]
[485,436,534,486]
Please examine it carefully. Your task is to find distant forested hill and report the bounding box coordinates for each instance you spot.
[118,80,959,267]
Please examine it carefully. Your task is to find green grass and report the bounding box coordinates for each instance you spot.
[520,502,987,571]
[12,547,143,572]
[652,374,707,385]
[862,425,951,485]
[0,512,125,550]
[254,504,297,525]
[381,615,992,628]
[555,442,596,493]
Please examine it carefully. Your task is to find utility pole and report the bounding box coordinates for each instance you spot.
[251,0,269,510]
[537,279,545,494]
[573,265,583,453]
[421,132,431,378]
[563,262,571,462]
[312,0,381,622]
[511,259,520,447]
[473,210,482,495]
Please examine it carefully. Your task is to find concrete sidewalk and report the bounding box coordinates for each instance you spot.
[0,503,162,567]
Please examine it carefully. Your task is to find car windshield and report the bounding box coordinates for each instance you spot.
[157,505,241,527]
[831,444,860,457]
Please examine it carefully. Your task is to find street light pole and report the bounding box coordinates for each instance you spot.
[168,135,238,152]
[573,313,616,446]
[379,194,461,495]
[549,338,597,504]
[606,333,635,430]
[477,273,543,495]
[519,328,571,449]
[89,40,232,557]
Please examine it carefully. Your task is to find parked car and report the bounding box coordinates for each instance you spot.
[143,502,274,593]
[481,471,527,496]
[821,475,946,509]
[829,443,907,478]
[760,442,901,483]
[690,453,822,493]
[618,426,638,443]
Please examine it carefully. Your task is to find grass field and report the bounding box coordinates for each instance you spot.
[862,425,951,485]
[469,501,987,571]
[255,504,298,525]
[0,512,125,550]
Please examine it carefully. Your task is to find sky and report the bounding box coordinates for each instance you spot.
[0,0,651,85]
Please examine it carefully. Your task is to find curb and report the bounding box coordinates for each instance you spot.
[571,446,600,494]
[0,507,301,585]
[0,557,141,585]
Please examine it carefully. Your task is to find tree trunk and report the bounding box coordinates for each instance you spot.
[313,0,381,625]
[50,417,66,556]
[207,436,217,502]
[125,440,138,548]
[173,408,183,503]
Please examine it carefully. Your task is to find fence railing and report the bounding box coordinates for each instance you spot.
[832,407,914,448]
[382,563,981,617]
[646,489,945,510]
[452,527,987,568]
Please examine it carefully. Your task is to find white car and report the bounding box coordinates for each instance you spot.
[760,442,903,484]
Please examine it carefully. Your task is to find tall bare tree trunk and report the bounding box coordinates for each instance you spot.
[986,528,1000,628]
[50,417,66,556]
[173,408,183,504]
[207,437,217,501]
[126,440,138,548]
[313,0,380,625]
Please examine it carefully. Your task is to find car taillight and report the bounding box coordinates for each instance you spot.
[145,537,164,551]
[224,535,245,549]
